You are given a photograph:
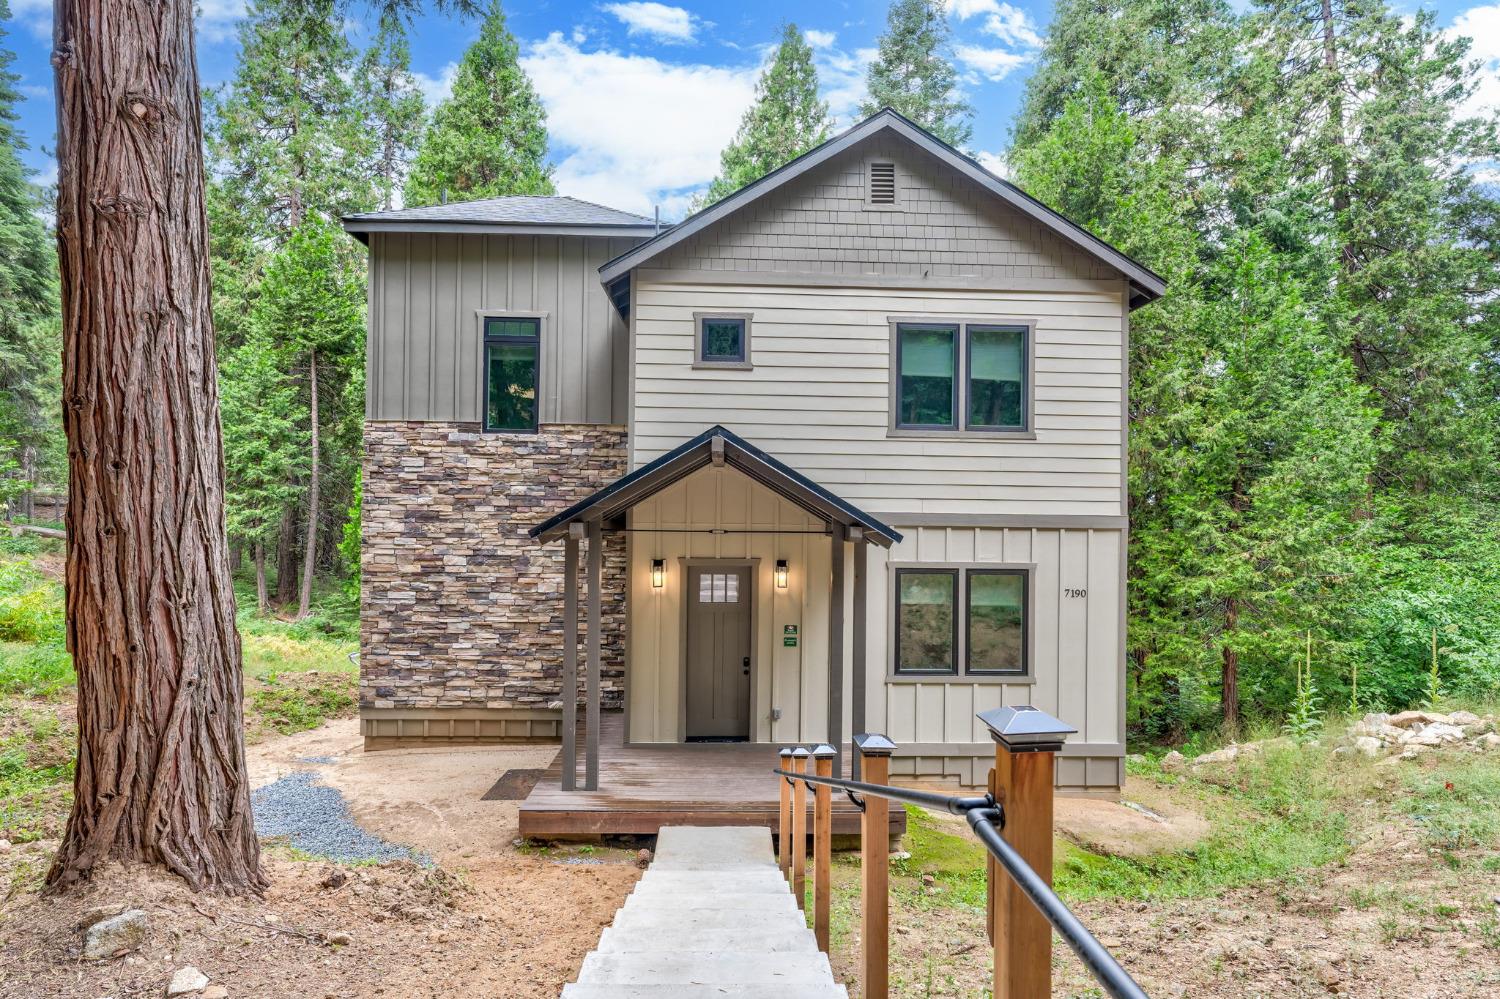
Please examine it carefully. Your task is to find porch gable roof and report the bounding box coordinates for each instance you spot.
[528,425,903,547]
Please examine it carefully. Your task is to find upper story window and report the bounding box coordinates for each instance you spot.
[892,566,1029,679]
[483,316,539,432]
[893,321,1031,435]
[694,312,753,369]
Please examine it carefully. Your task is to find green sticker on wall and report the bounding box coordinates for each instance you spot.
[783,624,798,647]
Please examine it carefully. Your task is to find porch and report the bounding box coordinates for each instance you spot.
[518,712,907,840]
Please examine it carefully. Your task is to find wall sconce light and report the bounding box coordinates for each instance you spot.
[775,559,789,589]
[651,558,665,588]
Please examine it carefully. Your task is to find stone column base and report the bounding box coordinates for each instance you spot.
[361,708,561,750]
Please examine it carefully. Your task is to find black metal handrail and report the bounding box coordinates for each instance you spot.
[775,766,1150,999]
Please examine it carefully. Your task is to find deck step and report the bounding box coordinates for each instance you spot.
[559,825,843,997]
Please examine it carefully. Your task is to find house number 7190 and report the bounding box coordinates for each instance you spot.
[1064,588,1087,598]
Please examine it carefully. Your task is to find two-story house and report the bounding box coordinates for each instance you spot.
[341,109,1163,818]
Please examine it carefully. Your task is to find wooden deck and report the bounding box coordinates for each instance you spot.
[518,713,907,840]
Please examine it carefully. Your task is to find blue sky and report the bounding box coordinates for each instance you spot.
[4,0,1499,219]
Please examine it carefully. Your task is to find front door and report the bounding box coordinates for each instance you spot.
[685,566,752,740]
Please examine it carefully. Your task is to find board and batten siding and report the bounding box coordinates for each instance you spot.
[365,231,644,425]
[630,281,1128,517]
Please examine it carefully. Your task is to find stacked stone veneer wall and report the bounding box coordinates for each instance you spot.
[360,422,628,746]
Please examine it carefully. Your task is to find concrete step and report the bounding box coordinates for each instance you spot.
[620,891,800,913]
[562,985,847,999]
[632,871,793,893]
[608,907,802,933]
[597,926,819,954]
[576,951,834,986]
[648,826,778,870]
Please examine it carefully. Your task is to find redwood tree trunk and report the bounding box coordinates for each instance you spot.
[47,0,265,893]
[296,350,319,620]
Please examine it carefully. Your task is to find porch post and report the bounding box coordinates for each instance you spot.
[585,518,603,791]
[851,530,867,781]
[561,524,583,791]
[827,528,846,774]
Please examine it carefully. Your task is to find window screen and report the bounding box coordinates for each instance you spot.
[894,570,958,675]
[897,325,957,429]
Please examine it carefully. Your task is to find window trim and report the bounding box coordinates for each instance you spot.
[888,317,1037,440]
[692,311,754,370]
[892,567,961,677]
[476,310,545,434]
[964,568,1029,677]
[893,322,960,431]
[887,561,1036,684]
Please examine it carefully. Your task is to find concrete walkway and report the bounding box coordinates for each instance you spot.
[561,826,848,998]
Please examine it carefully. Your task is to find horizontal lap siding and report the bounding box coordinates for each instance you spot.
[367,232,642,424]
[631,282,1126,517]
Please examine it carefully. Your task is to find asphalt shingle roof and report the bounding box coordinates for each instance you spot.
[343,195,654,228]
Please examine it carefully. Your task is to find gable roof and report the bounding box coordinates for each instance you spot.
[529,425,902,548]
[342,195,659,242]
[598,108,1166,310]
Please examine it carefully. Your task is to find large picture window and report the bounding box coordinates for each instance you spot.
[893,566,1030,678]
[483,316,539,432]
[894,321,1030,434]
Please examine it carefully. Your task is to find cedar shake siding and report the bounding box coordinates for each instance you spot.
[359,422,627,746]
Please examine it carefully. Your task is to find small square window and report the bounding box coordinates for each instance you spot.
[697,572,740,603]
[694,314,752,368]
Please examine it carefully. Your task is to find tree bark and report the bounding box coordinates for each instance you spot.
[254,543,268,615]
[275,504,297,605]
[296,350,319,620]
[1221,597,1240,733]
[47,0,265,894]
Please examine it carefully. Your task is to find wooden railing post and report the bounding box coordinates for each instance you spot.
[790,746,810,911]
[854,733,896,999]
[811,743,836,951]
[778,747,794,882]
[977,705,1075,999]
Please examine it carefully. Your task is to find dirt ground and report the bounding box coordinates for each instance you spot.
[1,721,643,999]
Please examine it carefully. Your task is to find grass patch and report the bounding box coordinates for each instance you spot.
[1402,755,1500,853]
[248,673,357,736]
[894,805,988,910]
[0,703,75,842]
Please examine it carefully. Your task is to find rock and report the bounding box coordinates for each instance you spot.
[1408,723,1466,747]
[1474,733,1500,750]
[1449,710,1481,726]
[921,873,936,887]
[1315,961,1342,991]
[0,838,10,852]
[320,869,347,889]
[82,909,150,960]
[1352,736,1383,757]
[1097,936,1124,949]
[326,930,354,946]
[1193,745,1239,765]
[636,848,653,868]
[75,904,127,933]
[1160,750,1186,772]
[166,965,209,995]
[1388,710,1450,729]
[1360,712,1390,730]
[201,988,228,999]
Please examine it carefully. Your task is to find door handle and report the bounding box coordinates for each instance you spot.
[742,656,751,676]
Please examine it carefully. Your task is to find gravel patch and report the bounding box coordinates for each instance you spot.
[298,755,339,764]
[252,771,430,865]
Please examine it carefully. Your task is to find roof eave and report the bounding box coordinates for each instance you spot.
[341,219,660,243]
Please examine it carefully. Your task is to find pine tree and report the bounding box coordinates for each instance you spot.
[404,0,554,205]
[206,0,377,241]
[860,0,972,146]
[357,16,427,210]
[700,24,831,207]
[247,216,365,620]
[0,0,61,517]
[221,333,304,613]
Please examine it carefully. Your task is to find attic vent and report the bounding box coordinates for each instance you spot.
[868,162,897,205]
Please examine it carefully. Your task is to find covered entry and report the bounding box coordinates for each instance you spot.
[529,425,901,792]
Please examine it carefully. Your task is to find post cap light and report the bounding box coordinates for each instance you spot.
[976,705,1076,753]
[852,732,897,757]
[774,558,789,588]
[778,746,795,758]
[790,746,811,758]
[650,558,665,588]
[811,743,837,758]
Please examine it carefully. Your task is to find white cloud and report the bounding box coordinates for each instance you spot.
[520,32,757,217]
[10,0,53,38]
[412,61,459,110]
[954,44,1030,82]
[601,2,698,44]
[977,4,1042,48]
[817,44,878,123]
[950,0,1001,18]
[974,149,1009,178]
[804,29,837,49]
[1449,5,1500,118]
